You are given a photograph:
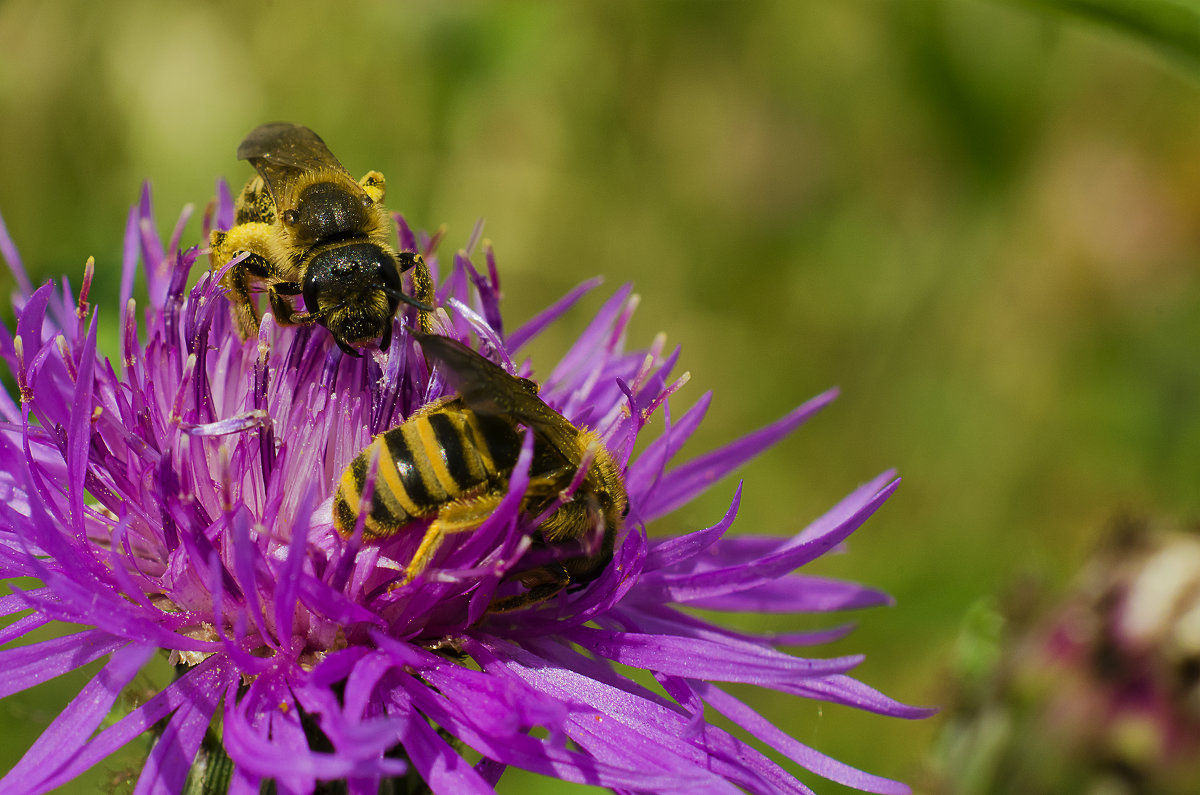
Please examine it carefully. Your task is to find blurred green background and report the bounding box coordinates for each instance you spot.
[4,0,1200,792]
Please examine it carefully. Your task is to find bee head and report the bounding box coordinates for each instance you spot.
[304,242,403,353]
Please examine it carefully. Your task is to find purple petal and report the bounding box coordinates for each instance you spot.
[66,312,99,535]
[634,474,900,604]
[1,644,153,792]
[642,485,740,572]
[272,484,318,650]
[229,508,272,646]
[398,706,495,795]
[0,586,51,616]
[0,612,50,645]
[0,630,129,698]
[784,675,937,720]
[133,658,225,795]
[470,636,807,794]
[566,626,862,686]
[620,601,858,649]
[16,282,53,371]
[223,672,408,784]
[0,210,33,299]
[640,389,838,522]
[119,206,139,339]
[682,575,894,614]
[697,682,911,794]
[624,390,712,506]
[507,277,603,352]
[180,409,270,436]
[29,654,235,793]
[545,284,632,390]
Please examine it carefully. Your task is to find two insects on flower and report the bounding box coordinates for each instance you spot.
[0,122,927,793]
[214,123,627,612]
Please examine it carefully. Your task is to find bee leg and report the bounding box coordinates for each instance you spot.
[359,170,386,204]
[411,254,436,335]
[234,175,277,226]
[210,221,276,339]
[396,252,436,335]
[488,562,571,613]
[266,282,311,327]
[536,498,599,543]
[399,492,504,585]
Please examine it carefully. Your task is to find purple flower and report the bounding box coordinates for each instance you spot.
[0,184,931,794]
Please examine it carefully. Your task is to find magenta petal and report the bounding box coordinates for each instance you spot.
[642,484,740,572]
[640,389,838,522]
[0,630,129,698]
[683,575,894,613]
[398,707,495,795]
[66,312,98,534]
[29,655,235,793]
[1,643,153,792]
[470,636,804,793]
[784,674,937,719]
[133,661,225,795]
[0,210,33,298]
[696,682,912,794]
[567,626,862,685]
[506,277,602,352]
[635,474,900,604]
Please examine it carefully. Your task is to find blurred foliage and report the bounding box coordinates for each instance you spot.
[4,0,1200,792]
[1013,0,1200,77]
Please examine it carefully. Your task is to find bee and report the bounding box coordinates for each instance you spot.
[333,332,628,611]
[210,122,435,354]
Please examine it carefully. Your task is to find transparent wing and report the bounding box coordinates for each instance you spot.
[415,332,582,464]
[236,123,356,215]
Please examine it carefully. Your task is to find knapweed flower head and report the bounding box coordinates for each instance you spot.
[0,184,931,794]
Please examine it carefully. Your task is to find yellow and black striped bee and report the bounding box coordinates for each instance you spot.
[333,332,628,611]
[210,122,434,355]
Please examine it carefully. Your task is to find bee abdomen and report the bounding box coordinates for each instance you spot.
[333,444,418,539]
[333,406,516,539]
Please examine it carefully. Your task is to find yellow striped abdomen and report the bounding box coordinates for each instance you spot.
[332,399,522,539]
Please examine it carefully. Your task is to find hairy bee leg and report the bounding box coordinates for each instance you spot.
[411,255,436,335]
[358,170,386,204]
[400,492,505,585]
[264,281,313,327]
[536,498,599,543]
[210,222,276,339]
[234,175,277,225]
[266,288,299,326]
[488,562,571,614]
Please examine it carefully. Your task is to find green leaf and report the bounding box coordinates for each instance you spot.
[1011,0,1200,76]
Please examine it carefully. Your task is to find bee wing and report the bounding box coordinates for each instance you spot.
[415,333,582,462]
[236,123,357,214]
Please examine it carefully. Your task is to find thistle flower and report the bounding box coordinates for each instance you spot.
[0,184,930,794]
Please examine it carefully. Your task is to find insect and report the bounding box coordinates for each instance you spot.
[332,332,628,611]
[210,122,435,354]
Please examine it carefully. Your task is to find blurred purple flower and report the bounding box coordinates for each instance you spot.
[0,184,931,794]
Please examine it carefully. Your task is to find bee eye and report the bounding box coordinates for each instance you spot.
[282,209,299,226]
[361,195,373,207]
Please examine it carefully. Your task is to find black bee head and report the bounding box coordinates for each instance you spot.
[304,242,402,352]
